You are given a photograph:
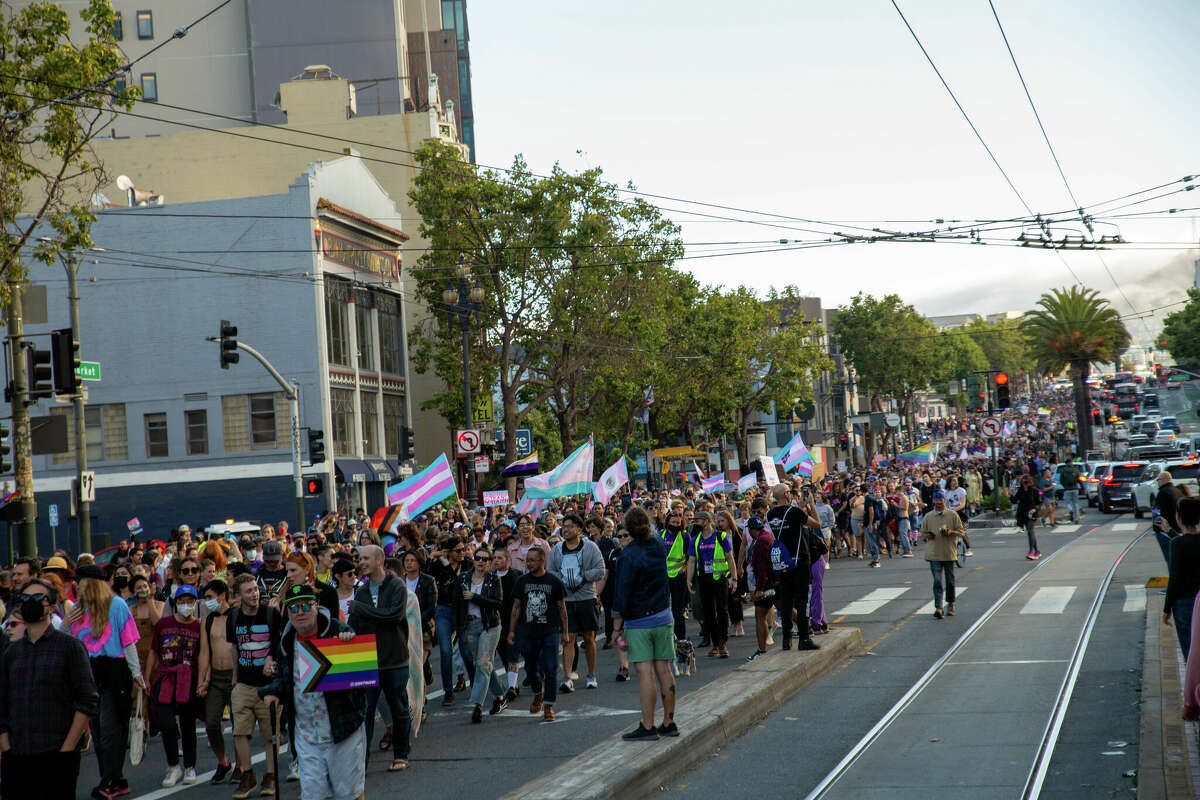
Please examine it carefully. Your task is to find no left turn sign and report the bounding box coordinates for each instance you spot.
[456,429,481,455]
[981,416,1002,438]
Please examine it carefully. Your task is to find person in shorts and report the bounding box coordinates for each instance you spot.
[226,573,282,798]
[612,505,678,741]
[547,513,606,692]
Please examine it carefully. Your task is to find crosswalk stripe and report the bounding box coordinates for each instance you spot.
[917,587,968,615]
[994,527,1022,535]
[1020,586,1076,614]
[1112,522,1141,531]
[1053,524,1081,533]
[1122,584,1147,613]
[832,587,910,616]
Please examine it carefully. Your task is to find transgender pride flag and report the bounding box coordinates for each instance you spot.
[525,436,595,499]
[514,494,548,515]
[700,473,725,494]
[778,432,816,475]
[385,453,458,520]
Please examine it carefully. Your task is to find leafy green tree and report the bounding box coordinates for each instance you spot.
[964,317,1035,379]
[1021,286,1130,453]
[935,331,988,413]
[2,0,132,553]
[1160,288,1200,370]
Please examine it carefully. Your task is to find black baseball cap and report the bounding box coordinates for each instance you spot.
[283,583,316,607]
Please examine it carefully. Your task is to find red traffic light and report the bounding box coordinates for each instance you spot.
[994,372,1009,386]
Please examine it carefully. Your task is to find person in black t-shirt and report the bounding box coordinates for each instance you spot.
[507,547,569,722]
[225,574,282,797]
[764,483,820,652]
[255,541,288,599]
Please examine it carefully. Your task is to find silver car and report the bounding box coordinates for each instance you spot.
[1084,462,1111,507]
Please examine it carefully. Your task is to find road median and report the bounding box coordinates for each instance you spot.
[501,627,861,800]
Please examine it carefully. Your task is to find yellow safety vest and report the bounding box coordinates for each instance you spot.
[664,530,687,578]
[694,533,730,580]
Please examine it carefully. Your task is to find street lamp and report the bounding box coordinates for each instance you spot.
[442,259,485,501]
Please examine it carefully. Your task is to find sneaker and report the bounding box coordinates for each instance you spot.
[1026,551,1036,560]
[719,645,730,658]
[530,691,544,714]
[797,638,820,651]
[182,768,199,785]
[490,696,507,715]
[90,782,111,800]
[569,671,579,681]
[782,637,792,651]
[934,608,944,620]
[259,773,276,796]
[708,647,721,657]
[947,604,956,616]
[585,674,598,689]
[622,723,659,741]
[212,763,233,785]
[232,772,258,800]
[454,675,468,693]
[870,561,881,568]
[658,721,680,737]
[162,765,183,788]
[765,633,775,646]
[746,649,766,662]
[559,679,574,693]
[616,667,629,682]
[965,550,973,557]
[542,704,556,722]
[287,760,299,782]
[228,767,243,785]
[1033,551,1042,560]
[105,779,131,798]
[857,554,864,560]
[472,704,483,724]
[902,553,914,558]
[441,692,454,707]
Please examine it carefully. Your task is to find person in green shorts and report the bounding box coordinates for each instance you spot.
[612,505,678,741]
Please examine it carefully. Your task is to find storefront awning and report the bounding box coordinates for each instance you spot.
[652,446,708,459]
[335,458,385,483]
[366,459,398,484]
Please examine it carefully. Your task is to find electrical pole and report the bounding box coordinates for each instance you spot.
[6,272,36,556]
[65,252,90,552]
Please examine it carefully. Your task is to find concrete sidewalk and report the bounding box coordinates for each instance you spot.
[1138,594,1200,799]
[501,627,861,800]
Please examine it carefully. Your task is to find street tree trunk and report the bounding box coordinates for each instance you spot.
[1070,359,1092,457]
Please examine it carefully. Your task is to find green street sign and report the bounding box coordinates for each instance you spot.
[75,361,101,382]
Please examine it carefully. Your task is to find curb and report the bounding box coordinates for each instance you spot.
[500,627,862,800]
[1137,600,1198,798]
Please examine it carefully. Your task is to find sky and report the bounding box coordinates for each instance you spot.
[466,0,1200,345]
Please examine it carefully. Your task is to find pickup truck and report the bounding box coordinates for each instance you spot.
[1131,460,1200,518]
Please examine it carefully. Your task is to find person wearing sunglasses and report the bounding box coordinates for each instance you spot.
[430,534,473,706]
[261,584,366,800]
[455,546,506,722]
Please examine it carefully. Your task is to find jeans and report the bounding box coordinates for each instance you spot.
[895,520,912,554]
[697,577,728,647]
[463,617,505,706]
[157,700,198,768]
[929,560,957,609]
[364,665,410,761]
[90,656,133,783]
[668,573,689,641]
[809,556,827,627]
[865,524,882,560]
[776,567,811,641]
[435,604,474,695]
[520,632,560,705]
[1155,529,1175,567]
[1062,490,1079,521]
[1173,595,1196,659]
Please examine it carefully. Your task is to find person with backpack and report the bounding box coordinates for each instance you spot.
[765,484,820,652]
[745,515,776,661]
[1059,460,1082,524]
[863,485,888,568]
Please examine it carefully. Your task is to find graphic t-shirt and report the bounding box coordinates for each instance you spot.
[557,543,584,592]
[293,632,333,745]
[151,615,201,702]
[226,605,281,687]
[512,571,566,639]
[72,596,139,657]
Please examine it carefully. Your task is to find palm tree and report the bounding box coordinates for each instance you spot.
[1021,287,1130,455]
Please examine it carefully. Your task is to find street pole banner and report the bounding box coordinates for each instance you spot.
[482,490,510,507]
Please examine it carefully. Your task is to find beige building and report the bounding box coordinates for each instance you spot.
[23,72,465,466]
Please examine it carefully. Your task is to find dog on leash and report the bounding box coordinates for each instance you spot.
[671,639,697,677]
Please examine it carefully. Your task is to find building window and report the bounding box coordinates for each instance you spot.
[112,11,123,40]
[104,404,128,460]
[379,311,402,375]
[222,394,249,452]
[49,406,104,465]
[331,388,355,456]
[249,393,276,448]
[145,412,168,458]
[327,297,350,366]
[113,75,127,98]
[458,56,471,108]
[185,409,208,455]
[140,73,157,102]
[136,10,153,39]
[355,305,375,372]
[383,393,404,457]
[361,391,379,456]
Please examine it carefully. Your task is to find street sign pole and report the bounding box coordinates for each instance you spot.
[66,253,91,553]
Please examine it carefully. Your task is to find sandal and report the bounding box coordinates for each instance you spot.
[378,725,393,751]
[388,758,410,772]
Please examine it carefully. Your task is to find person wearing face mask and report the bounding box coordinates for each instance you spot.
[109,564,133,602]
[660,502,692,643]
[197,580,236,783]
[145,585,204,786]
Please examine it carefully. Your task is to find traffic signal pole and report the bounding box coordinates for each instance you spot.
[66,253,90,552]
[5,275,36,556]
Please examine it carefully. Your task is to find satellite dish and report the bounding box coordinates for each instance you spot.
[115,175,133,191]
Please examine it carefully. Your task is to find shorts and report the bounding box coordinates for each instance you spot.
[625,623,674,663]
[754,597,776,611]
[295,725,366,800]
[231,682,276,739]
[565,599,601,634]
[205,668,234,729]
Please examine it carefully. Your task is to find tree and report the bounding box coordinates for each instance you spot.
[2,0,132,554]
[1021,286,1130,454]
[1160,289,1200,370]
[934,331,987,415]
[964,317,1035,379]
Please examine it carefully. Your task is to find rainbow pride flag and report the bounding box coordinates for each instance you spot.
[296,634,379,692]
[895,443,933,464]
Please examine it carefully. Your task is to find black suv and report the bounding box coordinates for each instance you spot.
[1099,461,1148,513]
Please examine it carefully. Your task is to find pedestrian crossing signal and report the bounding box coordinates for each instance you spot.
[305,478,324,495]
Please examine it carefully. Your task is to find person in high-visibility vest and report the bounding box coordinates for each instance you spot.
[685,511,736,658]
[660,502,692,642]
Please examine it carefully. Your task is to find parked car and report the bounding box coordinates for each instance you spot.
[1084,462,1112,507]
[1160,416,1181,433]
[1131,460,1200,518]
[1099,461,1148,513]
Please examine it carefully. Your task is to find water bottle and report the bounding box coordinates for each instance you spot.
[761,588,776,600]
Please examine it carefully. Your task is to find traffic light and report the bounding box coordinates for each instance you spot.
[838,433,849,450]
[308,429,325,464]
[26,346,52,400]
[994,372,1011,410]
[219,320,239,369]
[50,328,81,396]
[399,425,415,462]
[0,423,11,473]
[966,374,983,411]
[305,477,324,496]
